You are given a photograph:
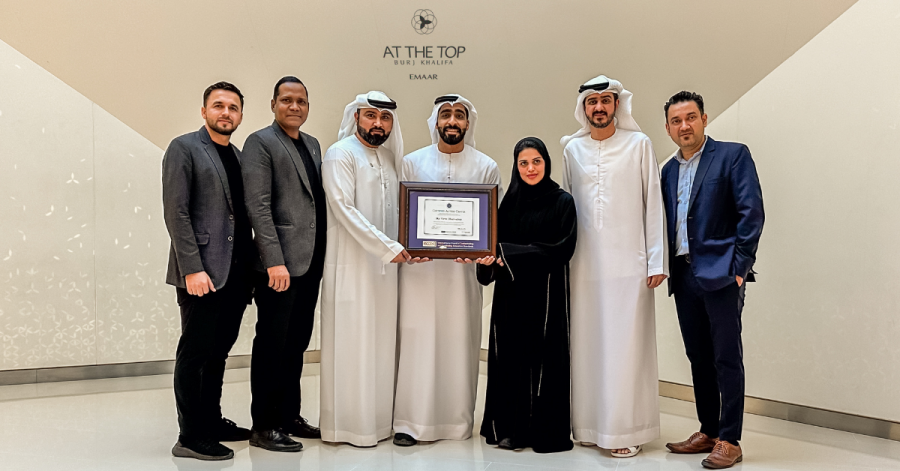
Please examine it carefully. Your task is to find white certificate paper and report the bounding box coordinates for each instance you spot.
[416,196,480,241]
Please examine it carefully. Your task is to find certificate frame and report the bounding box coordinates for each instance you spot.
[399,182,499,260]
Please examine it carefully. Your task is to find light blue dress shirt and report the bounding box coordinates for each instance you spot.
[674,137,707,256]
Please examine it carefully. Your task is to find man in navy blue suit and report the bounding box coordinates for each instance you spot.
[660,91,764,469]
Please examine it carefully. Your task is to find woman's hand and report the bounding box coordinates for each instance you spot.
[468,256,504,266]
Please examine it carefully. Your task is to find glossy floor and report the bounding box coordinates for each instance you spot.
[0,366,898,470]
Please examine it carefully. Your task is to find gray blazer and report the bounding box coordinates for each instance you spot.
[242,121,323,276]
[163,127,249,289]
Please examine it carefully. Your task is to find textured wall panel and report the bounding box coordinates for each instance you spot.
[92,105,175,363]
[0,40,97,369]
[0,38,320,368]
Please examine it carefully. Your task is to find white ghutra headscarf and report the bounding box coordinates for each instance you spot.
[427,94,478,148]
[560,75,641,148]
[337,91,404,167]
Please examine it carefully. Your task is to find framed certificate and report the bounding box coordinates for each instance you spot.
[399,182,499,260]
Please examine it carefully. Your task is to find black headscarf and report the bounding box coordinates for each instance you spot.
[500,137,561,214]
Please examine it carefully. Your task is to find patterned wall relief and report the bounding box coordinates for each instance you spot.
[0,38,320,370]
[92,105,177,363]
[0,40,97,369]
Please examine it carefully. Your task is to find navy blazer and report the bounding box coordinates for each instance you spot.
[660,137,764,293]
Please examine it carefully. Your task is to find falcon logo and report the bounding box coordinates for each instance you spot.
[411,9,437,35]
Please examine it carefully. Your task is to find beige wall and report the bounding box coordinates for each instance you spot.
[0,0,854,172]
[656,0,900,422]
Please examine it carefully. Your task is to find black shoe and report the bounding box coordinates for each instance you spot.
[499,438,526,450]
[281,416,321,439]
[214,417,252,442]
[250,429,304,452]
[172,437,234,461]
[393,432,417,447]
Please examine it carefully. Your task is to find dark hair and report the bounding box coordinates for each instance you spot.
[664,91,704,119]
[203,81,244,108]
[273,76,307,100]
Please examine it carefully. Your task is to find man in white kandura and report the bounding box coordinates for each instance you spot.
[393,94,502,447]
[320,91,412,447]
[561,75,668,458]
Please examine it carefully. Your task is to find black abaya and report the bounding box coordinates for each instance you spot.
[477,138,577,453]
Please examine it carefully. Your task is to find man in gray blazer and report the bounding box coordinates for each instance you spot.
[163,82,256,461]
[242,76,325,452]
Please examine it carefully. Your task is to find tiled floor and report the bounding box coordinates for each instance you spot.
[0,365,898,470]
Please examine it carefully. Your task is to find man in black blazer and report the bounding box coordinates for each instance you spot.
[163,82,256,461]
[660,92,764,469]
[242,76,325,452]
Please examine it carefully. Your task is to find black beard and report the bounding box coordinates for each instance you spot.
[357,124,390,146]
[207,118,235,136]
[586,105,616,129]
[439,125,467,145]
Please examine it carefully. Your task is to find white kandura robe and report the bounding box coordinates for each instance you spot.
[394,144,501,441]
[320,136,404,447]
[562,129,668,449]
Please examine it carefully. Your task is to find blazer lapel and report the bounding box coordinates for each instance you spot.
[688,137,716,211]
[233,144,242,165]
[665,156,679,220]
[200,127,234,211]
[300,132,321,177]
[271,122,313,196]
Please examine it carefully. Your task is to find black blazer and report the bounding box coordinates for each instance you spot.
[162,127,252,289]
[661,137,765,293]
[241,121,323,276]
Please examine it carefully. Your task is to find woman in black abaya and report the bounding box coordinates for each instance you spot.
[476,137,577,453]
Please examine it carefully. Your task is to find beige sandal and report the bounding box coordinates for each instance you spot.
[610,445,642,458]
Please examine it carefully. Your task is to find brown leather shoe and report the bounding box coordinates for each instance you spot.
[666,432,717,454]
[702,440,743,469]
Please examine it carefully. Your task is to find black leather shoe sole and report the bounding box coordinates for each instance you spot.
[250,437,304,453]
[393,433,417,447]
[172,442,234,461]
[219,429,253,442]
[284,427,321,439]
[498,438,526,451]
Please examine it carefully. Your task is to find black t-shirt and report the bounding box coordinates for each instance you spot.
[291,136,327,263]
[212,142,253,265]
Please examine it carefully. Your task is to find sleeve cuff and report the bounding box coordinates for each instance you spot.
[381,242,404,264]
[178,257,206,277]
[261,252,286,270]
[648,267,666,277]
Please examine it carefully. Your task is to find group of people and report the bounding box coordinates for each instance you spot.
[162,73,764,471]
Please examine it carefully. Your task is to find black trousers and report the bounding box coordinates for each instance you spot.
[173,267,252,439]
[249,265,322,431]
[671,256,746,444]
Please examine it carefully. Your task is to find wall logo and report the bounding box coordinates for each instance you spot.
[412,9,437,34]
[384,9,463,79]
